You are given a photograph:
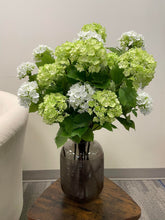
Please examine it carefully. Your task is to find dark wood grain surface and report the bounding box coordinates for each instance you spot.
[27,177,141,220]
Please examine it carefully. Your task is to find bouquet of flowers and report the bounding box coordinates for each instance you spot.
[17,23,156,148]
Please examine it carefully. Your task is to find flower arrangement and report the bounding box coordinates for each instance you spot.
[17,23,156,148]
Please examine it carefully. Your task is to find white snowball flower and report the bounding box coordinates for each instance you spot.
[17,62,36,79]
[67,82,95,113]
[119,31,145,50]
[32,45,54,61]
[77,31,104,43]
[136,91,152,115]
[17,81,39,107]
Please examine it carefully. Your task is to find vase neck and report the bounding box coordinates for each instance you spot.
[74,140,91,160]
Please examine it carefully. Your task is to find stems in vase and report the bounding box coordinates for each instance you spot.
[78,140,87,160]
[74,143,76,160]
[87,142,90,160]
[63,147,66,157]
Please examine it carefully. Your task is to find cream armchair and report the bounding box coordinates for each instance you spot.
[0,91,28,220]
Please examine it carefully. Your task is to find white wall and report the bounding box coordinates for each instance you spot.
[0,0,165,170]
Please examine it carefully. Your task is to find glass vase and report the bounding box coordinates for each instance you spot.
[60,140,104,202]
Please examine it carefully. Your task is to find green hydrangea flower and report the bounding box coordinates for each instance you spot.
[118,48,156,89]
[81,23,107,43]
[74,39,107,73]
[55,39,107,73]
[55,41,73,66]
[37,62,66,88]
[88,90,122,125]
[38,93,68,124]
[107,52,119,69]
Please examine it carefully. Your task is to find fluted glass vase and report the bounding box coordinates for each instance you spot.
[60,140,104,202]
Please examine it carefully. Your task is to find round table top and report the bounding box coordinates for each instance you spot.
[27,177,141,220]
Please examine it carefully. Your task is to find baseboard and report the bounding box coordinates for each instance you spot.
[23,170,60,181]
[23,168,165,181]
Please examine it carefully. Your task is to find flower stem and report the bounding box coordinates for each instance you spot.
[74,143,76,160]
[87,142,90,160]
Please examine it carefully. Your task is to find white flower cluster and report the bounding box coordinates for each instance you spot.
[67,82,95,113]
[136,91,152,115]
[119,31,145,50]
[77,31,104,43]
[17,62,36,79]
[32,45,54,60]
[17,81,39,107]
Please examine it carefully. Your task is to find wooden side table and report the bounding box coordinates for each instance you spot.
[27,177,141,220]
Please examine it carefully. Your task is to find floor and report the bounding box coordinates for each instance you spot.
[20,179,165,220]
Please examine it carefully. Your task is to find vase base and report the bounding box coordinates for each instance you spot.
[62,187,103,203]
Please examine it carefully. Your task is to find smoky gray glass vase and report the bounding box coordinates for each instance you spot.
[60,140,104,203]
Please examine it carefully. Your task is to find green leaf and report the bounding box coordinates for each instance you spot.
[71,127,88,137]
[132,109,138,117]
[70,135,81,143]
[82,128,94,142]
[110,65,124,85]
[58,126,69,137]
[60,117,74,136]
[88,67,111,89]
[72,113,92,128]
[55,128,68,148]
[94,80,111,89]
[66,65,86,82]
[117,117,135,131]
[106,47,123,55]
[111,124,117,129]
[29,74,37,82]
[35,53,55,68]
[29,103,38,113]
[103,122,113,131]
[129,120,135,129]
[103,123,117,131]
[92,123,102,131]
[59,113,92,141]
[45,77,74,95]
[119,85,137,108]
